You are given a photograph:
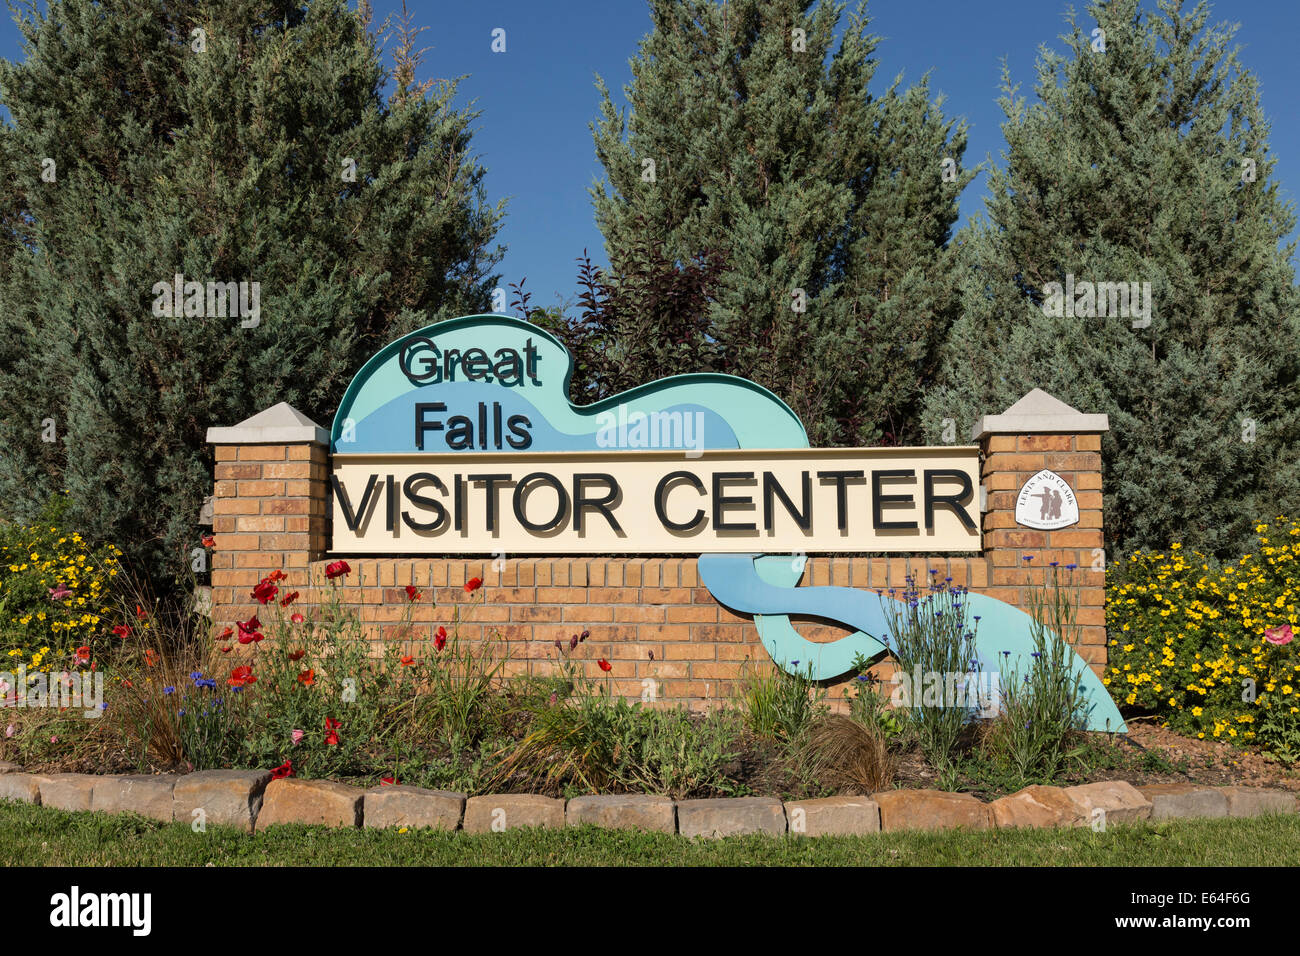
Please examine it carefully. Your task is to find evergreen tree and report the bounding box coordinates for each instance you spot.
[590,0,972,445]
[0,0,504,584]
[923,0,1300,559]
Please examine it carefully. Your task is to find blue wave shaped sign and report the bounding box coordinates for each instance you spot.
[330,315,1122,730]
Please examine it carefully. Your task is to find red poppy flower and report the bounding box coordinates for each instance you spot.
[228,665,257,687]
[297,669,315,686]
[400,655,415,667]
[237,616,264,645]
[251,579,279,605]
[270,760,293,780]
[136,604,148,621]
[324,560,351,580]
[598,659,612,672]
[280,591,299,607]
[267,569,288,583]
[288,649,306,661]
[324,716,341,746]
[217,626,233,641]
[201,534,216,548]
[74,646,90,664]
[435,626,447,651]
[380,776,397,786]
[112,625,130,640]
[404,584,422,602]
[290,613,305,624]
[463,577,483,594]
[219,645,233,654]
[144,649,159,667]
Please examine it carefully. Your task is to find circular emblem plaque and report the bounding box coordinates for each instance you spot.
[1014,469,1079,530]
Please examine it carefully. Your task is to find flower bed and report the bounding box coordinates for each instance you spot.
[1106,518,1300,759]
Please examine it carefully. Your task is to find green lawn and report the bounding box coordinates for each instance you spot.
[2,800,1299,866]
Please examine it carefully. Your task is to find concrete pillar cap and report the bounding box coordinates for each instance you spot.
[206,402,329,445]
[971,388,1108,441]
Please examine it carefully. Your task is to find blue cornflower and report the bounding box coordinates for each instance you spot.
[190,671,202,680]
[1031,651,1041,658]
[1049,561,1059,568]
[857,675,871,682]
[1023,555,1034,562]
[1002,650,1010,657]
[973,615,981,622]
[178,708,185,716]
[163,686,175,695]
[1066,563,1077,570]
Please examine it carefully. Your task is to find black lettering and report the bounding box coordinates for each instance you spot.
[525,337,540,384]
[506,414,532,449]
[873,469,918,531]
[655,471,706,532]
[817,470,865,532]
[469,473,512,532]
[712,471,757,532]
[454,474,464,531]
[462,348,491,380]
[572,473,623,534]
[493,402,503,450]
[398,336,439,384]
[923,469,977,531]
[402,473,447,532]
[762,471,812,532]
[513,472,569,532]
[385,474,398,532]
[446,415,474,450]
[414,402,446,451]
[494,348,523,386]
[331,473,381,532]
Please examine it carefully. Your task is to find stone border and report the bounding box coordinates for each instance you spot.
[0,766,1295,837]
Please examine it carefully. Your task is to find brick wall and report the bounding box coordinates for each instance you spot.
[208,402,1109,710]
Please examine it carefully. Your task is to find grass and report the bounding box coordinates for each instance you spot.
[2,800,1299,867]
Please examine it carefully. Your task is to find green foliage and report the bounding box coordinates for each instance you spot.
[923,0,1300,560]
[981,564,1091,787]
[588,0,971,445]
[0,0,504,587]
[498,661,744,797]
[739,659,827,742]
[880,573,981,771]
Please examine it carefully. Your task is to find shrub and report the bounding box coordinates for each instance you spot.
[738,659,827,742]
[982,561,1090,785]
[879,572,981,771]
[802,714,895,794]
[0,495,123,670]
[1106,518,1300,759]
[497,644,743,798]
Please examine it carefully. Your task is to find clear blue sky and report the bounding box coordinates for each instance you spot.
[2,1,1296,308]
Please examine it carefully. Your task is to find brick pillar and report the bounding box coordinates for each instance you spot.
[973,389,1109,675]
[206,403,330,628]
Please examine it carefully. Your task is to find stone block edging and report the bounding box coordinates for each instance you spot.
[0,769,1294,837]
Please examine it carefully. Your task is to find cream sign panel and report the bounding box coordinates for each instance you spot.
[330,448,980,554]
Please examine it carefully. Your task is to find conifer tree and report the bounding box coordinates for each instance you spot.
[0,0,503,584]
[923,0,1300,559]
[590,0,972,445]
